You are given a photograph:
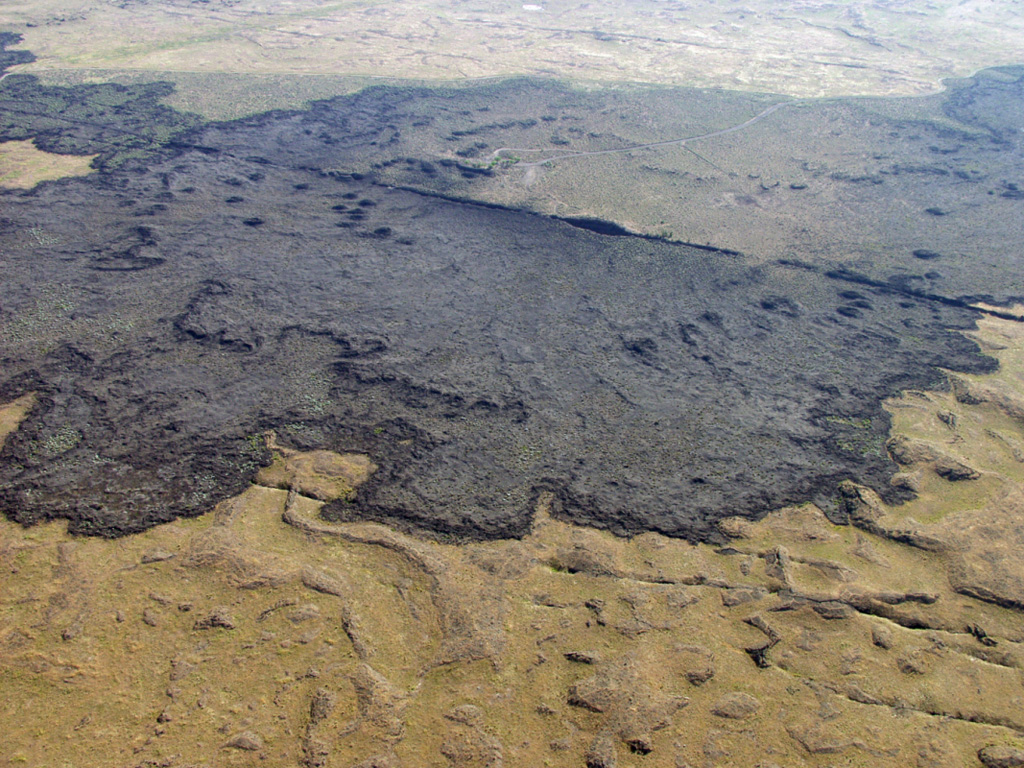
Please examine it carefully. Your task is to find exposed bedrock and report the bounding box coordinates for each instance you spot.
[0,148,994,540]
[0,47,1015,540]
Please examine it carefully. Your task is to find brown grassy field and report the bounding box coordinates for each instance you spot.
[0,139,94,188]
[3,315,1024,767]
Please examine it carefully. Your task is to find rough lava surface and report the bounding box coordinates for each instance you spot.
[0,36,1017,540]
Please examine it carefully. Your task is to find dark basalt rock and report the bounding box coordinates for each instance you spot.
[0,154,996,539]
[0,34,200,170]
[562,217,632,237]
[0,31,34,75]
[0,40,1019,541]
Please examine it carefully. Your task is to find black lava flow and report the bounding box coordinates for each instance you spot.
[0,35,1018,540]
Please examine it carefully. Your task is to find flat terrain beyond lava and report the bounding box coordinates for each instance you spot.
[1,36,1022,540]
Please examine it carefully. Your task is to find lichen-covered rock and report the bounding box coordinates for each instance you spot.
[193,606,235,631]
[979,744,1024,768]
[934,456,979,481]
[871,623,894,650]
[711,692,761,719]
[585,733,617,768]
[224,731,263,751]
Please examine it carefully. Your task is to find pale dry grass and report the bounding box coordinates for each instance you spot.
[4,0,1023,118]
[0,140,95,188]
[2,316,1024,766]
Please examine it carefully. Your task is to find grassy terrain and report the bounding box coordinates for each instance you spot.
[3,315,1024,767]
[4,3,1023,269]
[1,0,1023,120]
[27,68,402,121]
[0,138,93,187]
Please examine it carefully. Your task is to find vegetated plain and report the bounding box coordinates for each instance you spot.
[3,312,1024,767]
[6,0,1024,103]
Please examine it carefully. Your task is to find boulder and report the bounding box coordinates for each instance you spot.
[710,692,761,719]
[979,745,1024,768]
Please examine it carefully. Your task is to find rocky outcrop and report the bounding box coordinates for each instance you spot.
[710,692,761,719]
[0,56,1001,541]
[979,745,1024,768]
[567,652,689,757]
